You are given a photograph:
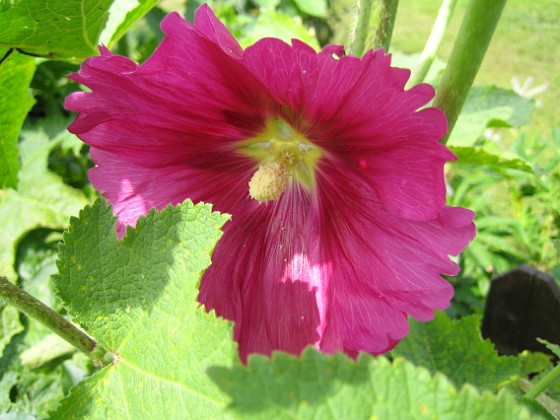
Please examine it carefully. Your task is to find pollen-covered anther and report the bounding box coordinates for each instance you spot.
[248,161,288,203]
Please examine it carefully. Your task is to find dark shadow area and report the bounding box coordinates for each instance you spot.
[481,265,560,357]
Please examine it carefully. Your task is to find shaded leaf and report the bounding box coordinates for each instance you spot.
[0,306,24,357]
[209,348,537,419]
[0,51,35,189]
[449,86,535,147]
[392,312,520,391]
[0,125,89,280]
[51,199,236,418]
[450,146,533,172]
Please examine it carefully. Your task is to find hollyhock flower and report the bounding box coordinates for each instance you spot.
[65,4,475,361]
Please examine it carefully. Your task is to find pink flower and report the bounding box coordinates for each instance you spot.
[66,5,475,361]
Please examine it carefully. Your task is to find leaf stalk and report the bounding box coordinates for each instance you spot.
[0,276,114,366]
[524,362,560,400]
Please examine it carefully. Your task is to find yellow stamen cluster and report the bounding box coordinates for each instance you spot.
[241,118,322,204]
[248,161,288,203]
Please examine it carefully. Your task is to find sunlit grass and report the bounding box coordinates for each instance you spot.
[391,0,560,134]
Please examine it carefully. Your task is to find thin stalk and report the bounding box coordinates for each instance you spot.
[410,0,458,86]
[525,362,560,400]
[433,0,508,143]
[0,276,114,367]
[348,0,399,56]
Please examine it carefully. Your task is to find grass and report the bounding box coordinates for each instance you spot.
[390,0,560,134]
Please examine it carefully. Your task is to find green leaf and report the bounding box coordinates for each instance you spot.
[0,50,36,189]
[449,86,535,147]
[537,339,560,359]
[251,0,281,9]
[240,10,319,50]
[51,199,236,418]
[99,0,159,47]
[0,125,89,280]
[519,351,553,377]
[0,306,24,357]
[0,0,112,60]
[450,146,534,172]
[293,0,327,17]
[0,0,156,60]
[391,312,520,391]
[209,349,537,419]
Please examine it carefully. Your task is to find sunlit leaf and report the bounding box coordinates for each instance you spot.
[239,10,319,50]
[0,306,24,357]
[0,125,89,280]
[99,0,158,47]
[293,0,327,17]
[0,50,35,189]
[51,200,236,417]
[0,0,112,60]
[0,0,156,60]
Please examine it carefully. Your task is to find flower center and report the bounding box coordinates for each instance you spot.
[240,118,321,203]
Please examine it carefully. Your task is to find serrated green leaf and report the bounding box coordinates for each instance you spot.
[450,146,534,172]
[99,0,158,47]
[0,50,36,189]
[537,339,560,359]
[0,0,112,60]
[293,0,327,17]
[0,0,156,60]
[51,199,236,418]
[449,86,535,147]
[209,348,538,419]
[391,312,520,391]
[0,306,24,357]
[0,125,89,280]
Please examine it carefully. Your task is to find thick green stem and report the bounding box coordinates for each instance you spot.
[410,0,458,86]
[0,276,114,366]
[525,362,560,400]
[348,0,373,56]
[348,0,399,56]
[433,0,508,143]
[372,0,399,51]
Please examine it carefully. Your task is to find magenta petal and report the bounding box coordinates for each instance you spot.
[193,4,244,58]
[199,187,326,362]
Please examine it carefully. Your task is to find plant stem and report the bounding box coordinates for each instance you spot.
[0,276,114,366]
[525,362,560,400]
[348,0,399,56]
[433,0,508,144]
[372,0,399,51]
[410,0,458,86]
[348,0,373,57]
